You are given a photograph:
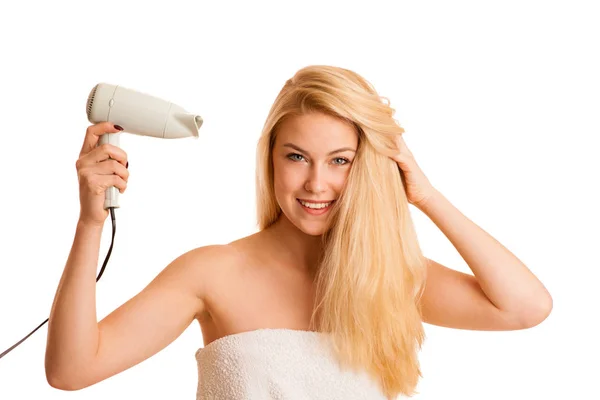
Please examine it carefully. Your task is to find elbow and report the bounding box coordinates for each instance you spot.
[47,375,80,391]
[46,368,82,391]
[45,358,88,391]
[518,293,553,329]
[46,371,94,391]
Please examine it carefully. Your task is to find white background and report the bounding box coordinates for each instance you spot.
[0,1,598,399]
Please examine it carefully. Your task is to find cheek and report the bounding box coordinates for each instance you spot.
[273,161,299,200]
[274,162,299,188]
[333,169,351,192]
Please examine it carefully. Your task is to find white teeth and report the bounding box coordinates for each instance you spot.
[299,200,333,209]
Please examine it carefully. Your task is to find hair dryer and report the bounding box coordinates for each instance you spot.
[87,83,204,209]
[0,83,203,360]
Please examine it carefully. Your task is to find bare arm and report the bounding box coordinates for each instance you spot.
[416,190,552,330]
[45,226,230,390]
[45,219,104,388]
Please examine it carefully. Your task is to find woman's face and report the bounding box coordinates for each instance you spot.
[272,112,358,236]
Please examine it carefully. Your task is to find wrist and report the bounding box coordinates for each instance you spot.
[414,188,442,212]
[77,218,104,231]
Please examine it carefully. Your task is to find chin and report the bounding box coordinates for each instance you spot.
[282,209,327,236]
[298,223,327,237]
[293,214,333,237]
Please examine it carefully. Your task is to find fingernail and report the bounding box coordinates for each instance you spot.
[126,161,129,169]
[115,125,124,131]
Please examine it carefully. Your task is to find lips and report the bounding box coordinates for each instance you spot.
[296,198,335,215]
[297,199,335,207]
[297,199,335,203]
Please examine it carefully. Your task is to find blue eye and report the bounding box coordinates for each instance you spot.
[287,153,305,162]
[286,153,351,165]
[333,157,350,165]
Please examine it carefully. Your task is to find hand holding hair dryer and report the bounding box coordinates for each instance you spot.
[86,83,203,209]
[0,83,203,360]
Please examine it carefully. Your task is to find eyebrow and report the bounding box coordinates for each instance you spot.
[282,143,356,156]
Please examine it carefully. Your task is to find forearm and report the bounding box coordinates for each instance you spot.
[416,189,552,325]
[45,220,103,382]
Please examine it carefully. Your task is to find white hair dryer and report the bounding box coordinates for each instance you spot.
[86,83,203,209]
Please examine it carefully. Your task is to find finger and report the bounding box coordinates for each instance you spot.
[92,159,130,182]
[79,122,123,157]
[95,174,128,194]
[112,175,128,193]
[78,159,129,188]
[79,143,128,168]
[395,134,406,150]
[395,134,413,156]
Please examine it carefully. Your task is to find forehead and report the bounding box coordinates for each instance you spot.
[276,112,358,149]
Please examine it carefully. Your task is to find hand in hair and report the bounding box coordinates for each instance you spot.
[391,134,437,208]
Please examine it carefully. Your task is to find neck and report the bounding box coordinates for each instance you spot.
[265,213,324,275]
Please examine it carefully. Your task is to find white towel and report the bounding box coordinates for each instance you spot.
[195,328,389,400]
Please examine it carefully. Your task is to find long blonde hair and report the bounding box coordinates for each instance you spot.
[255,65,428,399]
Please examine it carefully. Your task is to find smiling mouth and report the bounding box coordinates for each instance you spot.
[297,199,335,210]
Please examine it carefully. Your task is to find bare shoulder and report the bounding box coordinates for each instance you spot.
[187,234,263,335]
[198,231,270,299]
[182,244,244,307]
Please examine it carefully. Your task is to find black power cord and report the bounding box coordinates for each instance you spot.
[0,207,117,359]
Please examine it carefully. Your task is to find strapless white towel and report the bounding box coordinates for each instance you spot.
[194,328,390,400]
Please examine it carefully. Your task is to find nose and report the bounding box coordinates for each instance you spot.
[304,164,327,194]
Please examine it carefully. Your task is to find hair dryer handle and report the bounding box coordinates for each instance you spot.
[98,133,121,209]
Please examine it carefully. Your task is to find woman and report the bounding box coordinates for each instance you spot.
[45,65,553,399]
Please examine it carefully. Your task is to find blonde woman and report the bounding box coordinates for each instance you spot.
[45,65,553,399]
